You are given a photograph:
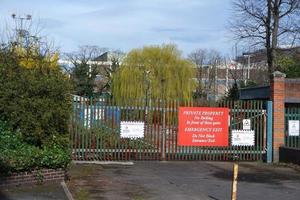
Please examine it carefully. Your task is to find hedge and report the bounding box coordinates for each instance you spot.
[0,122,71,174]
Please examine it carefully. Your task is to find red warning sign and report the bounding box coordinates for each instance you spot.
[178,107,229,146]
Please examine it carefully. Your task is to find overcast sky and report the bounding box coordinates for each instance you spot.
[0,0,234,56]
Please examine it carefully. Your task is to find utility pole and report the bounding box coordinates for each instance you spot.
[225,60,229,94]
[247,55,250,81]
[214,59,218,101]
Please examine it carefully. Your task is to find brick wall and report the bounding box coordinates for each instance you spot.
[271,71,286,162]
[0,168,65,188]
[285,79,300,103]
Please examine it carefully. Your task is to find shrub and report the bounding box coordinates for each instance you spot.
[0,33,72,174]
[0,124,40,174]
[40,135,71,169]
[0,45,72,147]
[0,122,71,174]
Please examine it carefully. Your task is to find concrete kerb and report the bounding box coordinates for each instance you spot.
[61,181,74,200]
[72,161,135,165]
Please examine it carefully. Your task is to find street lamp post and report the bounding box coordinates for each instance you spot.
[242,53,252,85]
[143,70,151,126]
[144,70,151,108]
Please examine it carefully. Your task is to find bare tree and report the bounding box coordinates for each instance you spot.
[207,50,225,100]
[188,49,207,66]
[230,0,300,76]
[66,45,105,64]
[188,49,207,98]
[188,49,224,100]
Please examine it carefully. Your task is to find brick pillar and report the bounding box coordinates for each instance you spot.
[271,71,286,162]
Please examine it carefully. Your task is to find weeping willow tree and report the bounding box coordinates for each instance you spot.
[112,44,196,105]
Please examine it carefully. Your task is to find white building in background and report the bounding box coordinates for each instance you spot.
[194,59,268,101]
[59,51,124,95]
[60,51,268,101]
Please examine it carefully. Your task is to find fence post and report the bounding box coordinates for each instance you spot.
[267,101,273,163]
[161,102,166,161]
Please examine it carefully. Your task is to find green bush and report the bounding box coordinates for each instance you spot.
[0,36,72,174]
[40,135,71,169]
[0,46,72,146]
[0,122,71,174]
[0,124,40,174]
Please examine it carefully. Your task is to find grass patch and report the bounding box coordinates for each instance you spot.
[68,163,100,179]
[132,195,144,200]
[75,188,91,200]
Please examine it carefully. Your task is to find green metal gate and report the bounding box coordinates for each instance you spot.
[70,97,267,161]
[285,106,300,148]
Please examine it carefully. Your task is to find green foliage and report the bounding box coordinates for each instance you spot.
[226,82,240,100]
[112,44,196,105]
[40,144,71,169]
[225,80,258,101]
[0,40,72,173]
[0,125,40,173]
[0,122,71,174]
[0,45,72,146]
[40,134,71,169]
[276,54,300,78]
[35,170,45,184]
[71,62,98,98]
[67,46,105,98]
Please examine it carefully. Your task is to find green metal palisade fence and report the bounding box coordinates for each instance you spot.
[285,107,300,148]
[70,97,267,161]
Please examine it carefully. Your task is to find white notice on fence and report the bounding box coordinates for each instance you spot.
[231,130,255,146]
[121,121,145,138]
[288,120,300,136]
[243,119,251,130]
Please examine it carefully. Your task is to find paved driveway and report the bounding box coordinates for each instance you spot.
[0,183,68,200]
[67,161,300,200]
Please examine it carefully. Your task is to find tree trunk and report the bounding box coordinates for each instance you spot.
[272,0,280,72]
[266,0,273,77]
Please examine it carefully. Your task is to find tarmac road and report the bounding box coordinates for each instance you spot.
[67,161,300,200]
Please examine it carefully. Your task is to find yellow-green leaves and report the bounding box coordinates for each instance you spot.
[15,46,59,71]
[112,44,196,104]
